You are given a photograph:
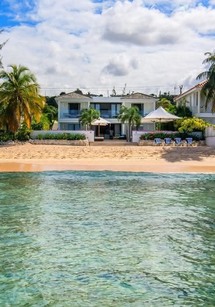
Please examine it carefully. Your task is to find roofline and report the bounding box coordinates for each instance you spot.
[174,80,207,101]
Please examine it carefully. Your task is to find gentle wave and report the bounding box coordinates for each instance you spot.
[0,172,215,306]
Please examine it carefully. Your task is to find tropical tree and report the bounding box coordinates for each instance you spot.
[0,65,45,132]
[197,51,215,112]
[118,106,141,141]
[79,108,100,130]
[0,29,7,68]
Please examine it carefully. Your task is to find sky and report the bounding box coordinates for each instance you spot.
[0,0,215,97]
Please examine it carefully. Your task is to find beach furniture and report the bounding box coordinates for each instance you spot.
[186,137,194,146]
[154,138,163,145]
[174,137,183,146]
[164,137,172,145]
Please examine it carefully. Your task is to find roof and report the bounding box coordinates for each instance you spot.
[174,80,207,101]
[122,92,156,99]
[56,91,92,100]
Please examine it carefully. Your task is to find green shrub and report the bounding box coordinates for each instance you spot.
[139,132,182,140]
[15,125,31,141]
[0,132,15,142]
[178,117,209,133]
[35,133,86,140]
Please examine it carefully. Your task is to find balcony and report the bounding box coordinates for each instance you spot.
[100,111,119,118]
[62,112,80,119]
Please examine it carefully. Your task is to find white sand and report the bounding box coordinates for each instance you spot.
[0,143,215,173]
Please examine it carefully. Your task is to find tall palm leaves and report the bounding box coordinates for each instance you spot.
[197,51,215,112]
[0,65,45,132]
[118,106,141,141]
[0,29,7,68]
[79,108,100,130]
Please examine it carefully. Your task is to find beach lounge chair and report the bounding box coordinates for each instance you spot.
[164,137,172,145]
[185,137,194,146]
[174,137,183,146]
[154,138,163,145]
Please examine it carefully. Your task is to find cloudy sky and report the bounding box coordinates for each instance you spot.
[0,0,215,96]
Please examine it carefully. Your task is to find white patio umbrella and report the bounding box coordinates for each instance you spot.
[141,106,181,130]
[91,117,110,136]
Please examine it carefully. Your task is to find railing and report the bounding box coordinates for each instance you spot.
[100,111,119,118]
[62,112,80,118]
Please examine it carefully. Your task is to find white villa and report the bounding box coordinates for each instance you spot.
[174,81,215,125]
[55,91,157,139]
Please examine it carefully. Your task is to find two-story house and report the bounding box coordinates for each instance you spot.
[55,91,157,138]
[174,81,215,124]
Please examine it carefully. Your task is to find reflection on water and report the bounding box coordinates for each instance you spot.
[0,172,215,306]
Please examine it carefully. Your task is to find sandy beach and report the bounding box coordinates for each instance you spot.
[0,143,215,173]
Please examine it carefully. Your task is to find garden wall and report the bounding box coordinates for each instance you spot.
[205,126,215,147]
[30,130,95,142]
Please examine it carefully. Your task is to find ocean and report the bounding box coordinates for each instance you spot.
[0,171,215,306]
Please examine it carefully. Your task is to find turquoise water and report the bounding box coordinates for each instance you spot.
[0,171,215,306]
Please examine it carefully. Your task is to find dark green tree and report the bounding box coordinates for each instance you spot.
[79,108,100,130]
[118,106,141,141]
[197,51,215,112]
[0,65,45,132]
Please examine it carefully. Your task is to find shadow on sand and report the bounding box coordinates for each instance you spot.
[160,146,215,163]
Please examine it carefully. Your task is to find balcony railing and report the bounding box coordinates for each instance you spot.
[62,112,80,119]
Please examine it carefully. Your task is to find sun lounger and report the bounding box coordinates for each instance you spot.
[154,138,163,145]
[164,137,172,145]
[174,137,183,146]
[185,137,194,146]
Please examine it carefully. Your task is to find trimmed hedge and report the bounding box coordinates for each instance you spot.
[36,133,86,140]
[139,132,182,140]
[139,132,202,141]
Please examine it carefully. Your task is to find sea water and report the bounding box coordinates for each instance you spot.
[0,171,214,306]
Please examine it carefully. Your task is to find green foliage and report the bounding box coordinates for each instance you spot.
[31,104,58,130]
[175,104,192,117]
[0,29,7,68]
[157,98,172,109]
[0,125,31,141]
[46,96,58,108]
[178,117,209,133]
[118,106,141,141]
[0,65,45,132]
[158,92,175,103]
[15,125,31,141]
[35,133,86,140]
[0,131,15,142]
[197,50,215,112]
[140,132,183,140]
[79,108,100,130]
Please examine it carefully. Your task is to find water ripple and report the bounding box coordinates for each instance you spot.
[0,171,215,306]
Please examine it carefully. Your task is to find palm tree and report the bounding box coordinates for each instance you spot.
[118,106,141,141]
[0,65,45,132]
[197,51,215,112]
[0,29,7,68]
[79,108,100,130]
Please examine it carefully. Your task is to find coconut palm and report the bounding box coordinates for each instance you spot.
[118,106,141,141]
[0,65,45,132]
[79,108,100,130]
[197,51,215,112]
[0,29,7,68]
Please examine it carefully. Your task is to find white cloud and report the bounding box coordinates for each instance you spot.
[1,0,215,96]
[102,54,138,76]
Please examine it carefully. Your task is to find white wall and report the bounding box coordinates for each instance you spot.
[132,131,150,142]
[31,130,95,142]
[205,126,215,147]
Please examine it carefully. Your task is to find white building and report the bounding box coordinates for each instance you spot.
[174,81,215,125]
[55,91,157,139]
